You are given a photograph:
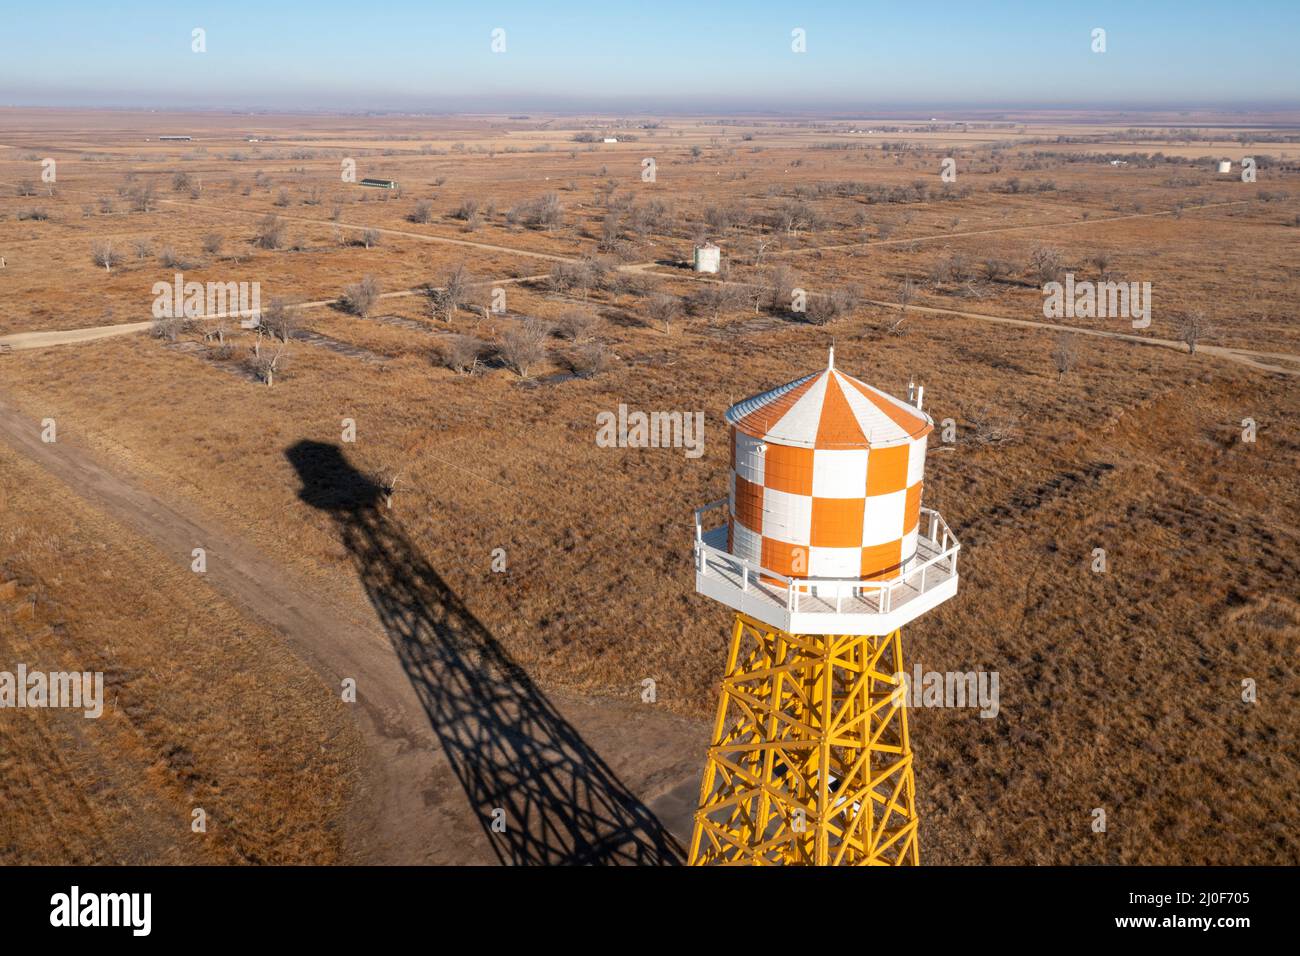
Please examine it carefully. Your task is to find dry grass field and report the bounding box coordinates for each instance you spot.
[1,108,1297,865]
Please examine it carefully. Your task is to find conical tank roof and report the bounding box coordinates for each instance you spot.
[725,357,932,450]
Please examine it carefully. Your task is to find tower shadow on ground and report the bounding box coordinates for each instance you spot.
[286,440,682,865]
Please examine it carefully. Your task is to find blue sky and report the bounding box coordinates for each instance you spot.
[1,1,1297,111]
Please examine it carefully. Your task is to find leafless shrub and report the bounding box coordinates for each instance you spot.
[98,196,116,215]
[452,197,480,221]
[570,341,611,377]
[806,286,859,325]
[767,264,798,313]
[132,238,154,259]
[647,293,682,334]
[966,407,1022,446]
[555,309,600,342]
[598,210,624,252]
[158,246,195,269]
[409,199,434,223]
[441,334,485,374]
[928,254,973,286]
[547,259,596,298]
[1052,331,1079,381]
[152,314,186,342]
[91,240,122,272]
[981,258,1014,282]
[1028,245,1065,285]
[499,318,552,377]
[688,283,746,324]
[253,213,285,250]
[359,228,380,249]
[274,187,291,207]
[17,208,50,221]
[171,171,192,192]
[341,275,382,317]
[201,232,224,256]
[15,180,37,197]
[518,192,564,230]
[128,181,157,212]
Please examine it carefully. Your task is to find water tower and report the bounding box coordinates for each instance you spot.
[689,349,960,865]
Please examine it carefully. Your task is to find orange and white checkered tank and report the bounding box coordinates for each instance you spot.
[726,362,932,582]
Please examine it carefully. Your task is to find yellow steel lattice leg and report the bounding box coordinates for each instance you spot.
[688,613,919,866]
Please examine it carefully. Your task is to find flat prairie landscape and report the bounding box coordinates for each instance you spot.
[1,108,1297,865]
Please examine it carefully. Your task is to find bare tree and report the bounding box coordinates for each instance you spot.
[806,286,859,326]
[262,297,297,342]
[570,341,611,377]
[171,171,192,192]
[452,197,481,222]
[647,293,682,334]
[441,334,484,374]
[530,192,564,231]
[251,342,288,387]
[253,213,285,250]
[204,317,230,348]
[1052,331,1078,381]
[372,464,406,510]
[430,263,473,320]
[91,240,121,272]
[498,318,552,378]
[341,275,381,317]
[981,258,1013,283]
[1178,310,1210,354]
[688,283,744,325]
[555,308,600,342]
[889,279,916,334]
[767,264,798,313]
[128,181,157,212]
[360,228,380,249]
[1028,245,1065,285]
[158,246,193,269]
[152,314,183,343]
[409,199,434,224]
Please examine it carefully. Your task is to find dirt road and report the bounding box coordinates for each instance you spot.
[0,390,706,864]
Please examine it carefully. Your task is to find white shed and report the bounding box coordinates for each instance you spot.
[694,243,721,274]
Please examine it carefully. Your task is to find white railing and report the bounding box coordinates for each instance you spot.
[693,499,960,616]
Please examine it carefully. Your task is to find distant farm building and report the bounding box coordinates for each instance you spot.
[359,178,398,189]
[694,242,721,274]
[158,135,192,141]
[603,137,619,144]
[1218,160,1232,174]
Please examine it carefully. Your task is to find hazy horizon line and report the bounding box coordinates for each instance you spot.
[4,97,1300,120]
